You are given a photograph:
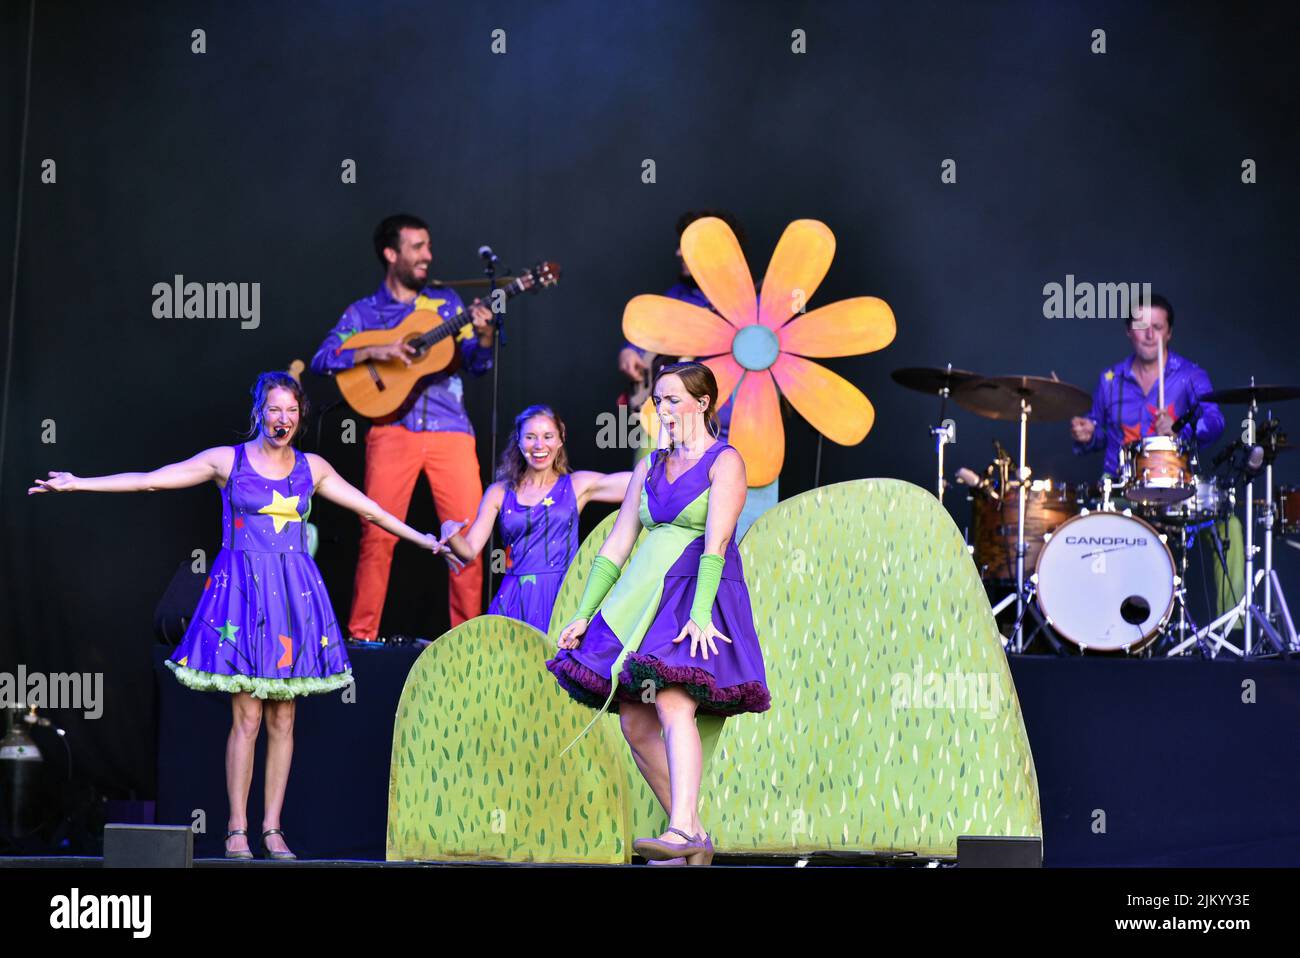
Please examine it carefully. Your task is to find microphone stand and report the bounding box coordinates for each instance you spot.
[483,249,503,602]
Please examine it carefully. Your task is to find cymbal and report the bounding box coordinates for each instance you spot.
[890,366,982,394]
[1201,384,1300,405]
[952,375,1091,422]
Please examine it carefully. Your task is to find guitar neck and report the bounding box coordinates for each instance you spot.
[414,277,530,349]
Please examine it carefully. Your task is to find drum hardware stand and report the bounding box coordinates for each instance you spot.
[1228,400,1296,656]
[928,363,959,502]
[1166,570,1283,658]
[1243,396,1257,653]
[1012,396,1031,652]
[1254,415,1297,651]
[1156,522,1206,656]
[998,577,1064,655]
[1166,398,1296,657]
[1098,475,1117,512]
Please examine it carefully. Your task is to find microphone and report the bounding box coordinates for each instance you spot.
[1211,439,1264,482]
[1210,440,1242,470]
[273,427,288,438]
[1245,444,1265,472]
[1169,402,1199,435]
[478,245,499,265]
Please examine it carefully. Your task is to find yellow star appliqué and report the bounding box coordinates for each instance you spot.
[258,490,303,533]
[414,294,476,343]
[542,496,555,508]
[413,294,446,312]
[1104,370,1115,381]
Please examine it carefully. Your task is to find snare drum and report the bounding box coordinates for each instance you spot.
[1121,436,1195,505]
[971,479,1077,581]
[1156,478,1234,524]
[1035,511,1176,653]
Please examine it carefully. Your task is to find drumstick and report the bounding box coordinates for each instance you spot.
[1157,334,1165,416]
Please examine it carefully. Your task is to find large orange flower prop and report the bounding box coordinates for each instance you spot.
[624,218,896,486]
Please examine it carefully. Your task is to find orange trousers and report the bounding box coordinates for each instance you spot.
[347,425,483,638]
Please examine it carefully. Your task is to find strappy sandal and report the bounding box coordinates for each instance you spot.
[634,827,713,866]
[224,829,253,860]
[261,828,297,861]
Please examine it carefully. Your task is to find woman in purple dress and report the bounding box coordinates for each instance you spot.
[29,372,455,860]
[439,405,630,632]
[547,362,770,866]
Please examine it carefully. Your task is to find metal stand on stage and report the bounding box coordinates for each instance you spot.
[948,375,1091,653]
[890,365,976,505]
[892,368,1094,655]
[1165,381,1300,657]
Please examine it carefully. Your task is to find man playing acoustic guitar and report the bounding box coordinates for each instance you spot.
[312,213,494,638]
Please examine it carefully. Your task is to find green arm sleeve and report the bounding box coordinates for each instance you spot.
[573,555,621,622]
[689,553,725,630]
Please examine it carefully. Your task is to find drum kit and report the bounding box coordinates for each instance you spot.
[891,367,1300,658]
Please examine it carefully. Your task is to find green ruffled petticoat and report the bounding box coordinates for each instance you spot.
[165,661,353,700]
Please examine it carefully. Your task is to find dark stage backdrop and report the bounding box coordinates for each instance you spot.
[2,1,1297,808]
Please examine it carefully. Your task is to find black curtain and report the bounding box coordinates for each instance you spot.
[2,0,1297,804]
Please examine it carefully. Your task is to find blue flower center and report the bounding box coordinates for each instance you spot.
[732,324,779,371]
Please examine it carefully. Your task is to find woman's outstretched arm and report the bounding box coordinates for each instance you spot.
[28,446,234,494]
[308,453,452,560]
[440,482,505,561]
[572,470,633,508]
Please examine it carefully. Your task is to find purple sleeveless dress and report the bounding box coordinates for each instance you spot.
[487,473,579,632]
[165,444,353,699]
[547,442,770,717]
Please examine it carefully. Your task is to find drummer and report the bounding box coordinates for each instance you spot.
[1069,294,1224,475]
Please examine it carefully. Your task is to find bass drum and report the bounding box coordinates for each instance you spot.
[1035,511,1175,653]
[970,479,1077,581]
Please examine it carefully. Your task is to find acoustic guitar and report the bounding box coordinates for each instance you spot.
[335,261,560,422]
[619,350,660,410]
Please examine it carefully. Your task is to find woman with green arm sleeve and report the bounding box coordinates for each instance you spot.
[547,362,770,866]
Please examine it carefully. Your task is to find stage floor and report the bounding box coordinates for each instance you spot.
[148,648,1300,866]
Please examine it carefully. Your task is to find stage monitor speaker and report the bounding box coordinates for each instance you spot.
[957,835,1042,868]
[153,559,208,645]
[104,824,193,868]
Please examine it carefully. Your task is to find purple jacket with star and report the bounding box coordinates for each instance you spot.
[1073,350,1225,476]
[311,282,492,434]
